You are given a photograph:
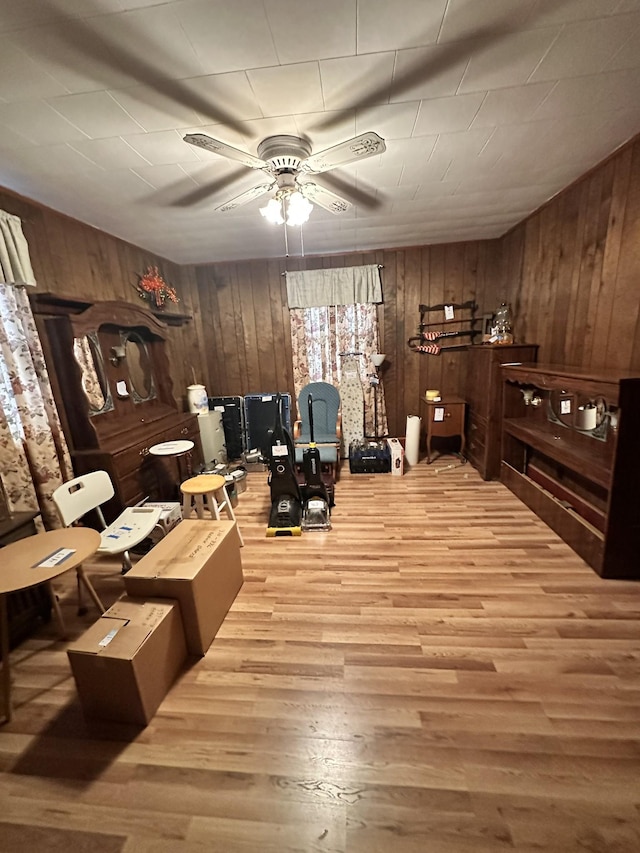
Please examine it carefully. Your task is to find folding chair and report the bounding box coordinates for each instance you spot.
[52,471,163,613]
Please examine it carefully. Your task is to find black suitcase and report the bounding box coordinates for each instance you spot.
[208,396,245,461]
[349,439,391,473]
[244,393,292,458]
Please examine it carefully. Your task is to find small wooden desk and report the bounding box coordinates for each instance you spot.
[422,396,467,464]
[0,527,101,724]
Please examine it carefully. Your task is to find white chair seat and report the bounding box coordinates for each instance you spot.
[97,506,163,555]
[52,470,166,612]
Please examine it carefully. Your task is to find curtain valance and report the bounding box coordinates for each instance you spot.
[285,264,382,308]
[0,209,36,287]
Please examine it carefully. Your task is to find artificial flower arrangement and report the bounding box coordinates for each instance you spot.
[135,266,179,308]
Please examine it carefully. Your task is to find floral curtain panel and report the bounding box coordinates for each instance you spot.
[287,266,387,436]
[0,210,72,528]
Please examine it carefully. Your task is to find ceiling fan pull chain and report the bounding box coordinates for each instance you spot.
[282,195,289,258]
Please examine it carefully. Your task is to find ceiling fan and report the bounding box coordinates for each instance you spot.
[183,131,386,221]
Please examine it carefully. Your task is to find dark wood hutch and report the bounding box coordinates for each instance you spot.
[32,296,202,520]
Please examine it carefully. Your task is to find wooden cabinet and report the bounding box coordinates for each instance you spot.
[36,299,202,519]
[500,363,640,579]
[423,396,466,463]
[465,343,538,479]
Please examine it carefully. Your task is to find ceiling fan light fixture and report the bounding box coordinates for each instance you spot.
[285,191,313,227]
[260,197,284,225]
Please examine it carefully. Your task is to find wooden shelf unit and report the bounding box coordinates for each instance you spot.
[408,300,482,352]
[500,363,640,579]
[465,343,539,479]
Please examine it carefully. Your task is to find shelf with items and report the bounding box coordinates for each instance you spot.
[465,343,539,480]
[500,362,640,579]
[408,300,481,354]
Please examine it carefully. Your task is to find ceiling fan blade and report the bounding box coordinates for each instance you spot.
[184,134,267,170]
[313,171,382,210]
[40,0,247,135]
[216,182,276,213]
[298,182,352,215]
[300,132,386,174]
[169,167,250,207]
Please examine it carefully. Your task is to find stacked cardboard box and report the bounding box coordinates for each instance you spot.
[124,519,244,656]
[67,520,244,724]
[67,596,187,725]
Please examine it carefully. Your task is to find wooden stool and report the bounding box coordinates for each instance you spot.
[180,474,244,546]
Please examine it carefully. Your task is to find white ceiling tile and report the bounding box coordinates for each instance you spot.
[533,67,640,119]
[459,28,560,93]
[46,91,146,137]
[264,0,356,63]
[319,54,395,111]
[414,93,485,135]
[69,137,152,169]
[0,1,94,33]
[399,152,452,185]
[430,127,494,159]
[470,82,555,128]
[411,181,461,200]
[439,0,539,42]
[22,142,106,176]
[356,102,421,140]
[0,126,34,150]
[444,149,503,180]
[531,0,639,26]
[357,0,447,52]
[603,26,640,71]
[175,0,278,75]
[0,100,88,144]
[123,129,202,165]
[247,64,324,117]
[391,45,470,101]
[530,13,640,81]
[10,23,122,95]
[0,37,68,101]
[179,72,263,124]
[131,163,199,191]
[109,86,205,133]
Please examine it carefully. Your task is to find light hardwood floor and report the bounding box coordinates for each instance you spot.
[1,461,640,853]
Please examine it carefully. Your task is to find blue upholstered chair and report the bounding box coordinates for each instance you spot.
[292,382,341,476]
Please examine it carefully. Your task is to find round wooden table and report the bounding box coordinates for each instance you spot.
[1,527,101,724]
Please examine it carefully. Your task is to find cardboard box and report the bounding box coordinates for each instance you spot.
[67,596,187,725]
[387,437,405,476]
[123,520,243,656]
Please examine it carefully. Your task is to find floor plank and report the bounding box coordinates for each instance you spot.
[2,462,640,851]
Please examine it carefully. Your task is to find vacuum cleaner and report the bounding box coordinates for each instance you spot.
[266,394,303,537]
[299,393,332,532]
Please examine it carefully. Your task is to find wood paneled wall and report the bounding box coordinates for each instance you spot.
[0,188,200,411]
[190,242,503,434]
[2,131,639,442]
[499,134,640,372]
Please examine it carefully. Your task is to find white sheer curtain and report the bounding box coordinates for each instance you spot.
[0,210,72,529]
[286,265,387,436]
